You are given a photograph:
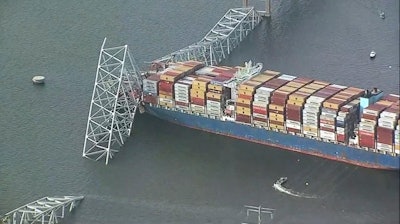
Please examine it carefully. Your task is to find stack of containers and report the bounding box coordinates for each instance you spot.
[320,87,364,142]
[376,94,400,152]
[302,82,344,138]
[236,72,275,124]
[336,97,362,144]
[190,74,214,114]
[268,75,298,130]
[206,66,236,117]
[158,62,202,108]
[358,99,393,148]
[142,73,160,105]
[174,75,196,111]
[298,81,330,136]
[285,78,316,134]
[252,70,281,126]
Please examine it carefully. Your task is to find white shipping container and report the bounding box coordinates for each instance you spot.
[338,111,349,117]
[256,87,275,95]
[303,104,320,111]
[320,123,335,130]
[254,95,270,102]
[330,84,347,89]
[253,113,268,119]
[159,98,174,104]
[321,112,337,118]
[191,104,205,111]
[380,111,399,119]
[306,96,325,104]
[361,118,377,124]
[303,130,319,137]
[321,107,338,114]
[286,120,301,129]
[253,101,268,108]
[320,114,336,120]
[278,74,297,81]
[363,109,380,116]
[207,100,221,107]
[376,143,393,151]
[320,130,336,141]
[175,105,190,111]
[303,124,319,129]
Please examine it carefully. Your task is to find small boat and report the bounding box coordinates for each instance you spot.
[380,11,385,19]
[32,76,45,84]
[370,51,376,58]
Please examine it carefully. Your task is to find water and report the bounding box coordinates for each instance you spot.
[0,0,399,223]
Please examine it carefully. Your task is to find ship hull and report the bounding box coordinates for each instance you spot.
[145,105,400,170]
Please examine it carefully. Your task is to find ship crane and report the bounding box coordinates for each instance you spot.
[82,38,143,165]
[0,196,84,224]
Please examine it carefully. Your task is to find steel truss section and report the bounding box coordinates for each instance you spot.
[155,7,263,66]
[82,38,143,165]
[0,196,84,224]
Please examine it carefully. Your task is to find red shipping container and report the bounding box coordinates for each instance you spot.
[320,126,335,132]
[158,80,174,92]
[359,135,375,148]
[236,114,251,123]
[361,113,378,121]
[320,119,335,125]
[287,127,301,134]
[238,94,253,100]
[191,97,205,106]
[270,97,286,105]
[143,95,158,105]
[337,133,348,143]
[236,102,252,107]
[175,101,189,107]
[253,107,268,115]
[376,126,394,144]
[253,116,268,122]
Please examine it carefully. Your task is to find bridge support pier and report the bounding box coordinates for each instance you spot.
[265,0,271,17]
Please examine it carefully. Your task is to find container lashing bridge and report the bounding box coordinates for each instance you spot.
[82,6,264,164]
[0,196,84,224]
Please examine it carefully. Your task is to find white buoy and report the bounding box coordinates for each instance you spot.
[32,76,45,84]
[369,51,376,58]
[305,182,309,186]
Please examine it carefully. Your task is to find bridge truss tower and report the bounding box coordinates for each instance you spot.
[155,7,263,66]
[82,38,143,165]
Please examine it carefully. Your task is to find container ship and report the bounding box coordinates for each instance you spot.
[141,60,400,170]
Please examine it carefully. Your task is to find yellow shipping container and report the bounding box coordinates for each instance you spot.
[192,79,209,89]
[159,101,174,108]
[263,70,280,76]
[236,106,251,113]
[288,92,309,102]
[286,99,304,106]
[299,87,316,94]
[236,98,252,105]
[160,74,178,82]
[192,85,207,91]
[159,94,173,99]
[286,82,304,89]
[270,124,285,130]
[206,91,222,100]
[303,125,318,133]
[251,74,275,83]
[239,80,261,91]
[395,144,400,151]
[238,89,254,96]
[158,90,173,96]
[376,100,393,107]
[190,88,205,95]
[236,109,252,116]
[208,83,224,92]
[269,113,284,121]
[269,104,284,112]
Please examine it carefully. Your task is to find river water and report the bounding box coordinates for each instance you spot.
[0,0,399,223]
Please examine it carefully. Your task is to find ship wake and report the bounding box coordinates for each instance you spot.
[273,177,318,199]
